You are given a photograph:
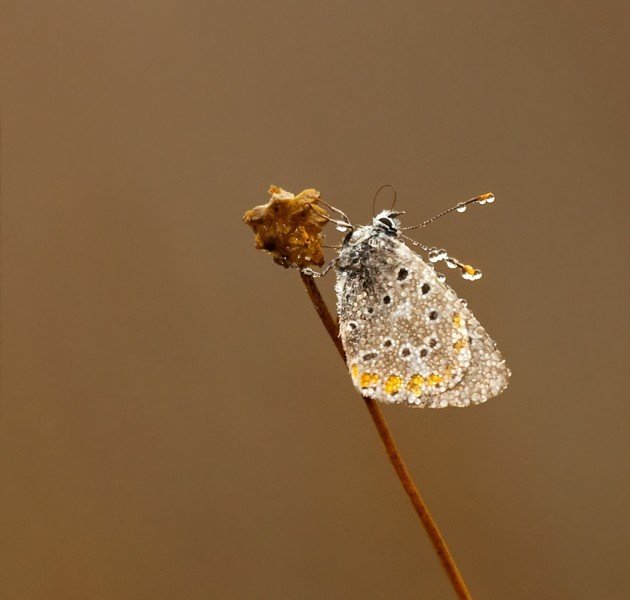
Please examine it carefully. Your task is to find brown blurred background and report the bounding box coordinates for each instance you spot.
[2,2,629,598]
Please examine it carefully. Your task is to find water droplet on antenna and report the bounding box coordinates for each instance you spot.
[477,193,495,205]
[428,249,441,263]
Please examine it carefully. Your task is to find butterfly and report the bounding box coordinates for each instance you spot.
[310,193,510,408]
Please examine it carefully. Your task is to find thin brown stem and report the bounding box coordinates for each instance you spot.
[300,271,472,600]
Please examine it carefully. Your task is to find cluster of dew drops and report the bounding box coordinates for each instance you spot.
[428,249,483,281]
[427,193,495,282]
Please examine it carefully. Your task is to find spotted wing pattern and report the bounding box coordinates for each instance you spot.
[335,233,510,408]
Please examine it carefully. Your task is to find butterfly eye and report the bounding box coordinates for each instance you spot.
[378,217,394,228]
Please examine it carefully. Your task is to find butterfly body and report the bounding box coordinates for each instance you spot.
[335,211,510,408]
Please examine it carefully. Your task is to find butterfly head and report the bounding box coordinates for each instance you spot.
[373,210,404,236]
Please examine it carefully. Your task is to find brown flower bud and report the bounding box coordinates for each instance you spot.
[243,186,329,268]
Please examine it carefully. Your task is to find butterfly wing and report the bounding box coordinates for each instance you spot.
[336,235,510,408]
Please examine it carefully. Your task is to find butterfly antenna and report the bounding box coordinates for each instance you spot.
[402,192,495,231]
[372,184,397,217]
[399,233,431,252]
[399,235,483,282]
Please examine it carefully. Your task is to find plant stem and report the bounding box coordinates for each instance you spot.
[300,272,472,600]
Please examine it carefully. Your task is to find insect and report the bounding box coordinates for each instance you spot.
[305,190,510,408]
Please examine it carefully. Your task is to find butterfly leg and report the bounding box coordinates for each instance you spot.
[317,199,352,228]
[300,258,338,278]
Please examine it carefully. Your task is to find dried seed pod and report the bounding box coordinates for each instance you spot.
[243,186,329,268]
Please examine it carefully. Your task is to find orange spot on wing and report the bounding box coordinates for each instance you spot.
[384,375,402,395]
[407,375,424,397]
[359,372,379,388]
[453,339,468,353]
[427,373,443,386]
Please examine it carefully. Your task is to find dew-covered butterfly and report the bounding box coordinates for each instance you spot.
[306,191,510,408]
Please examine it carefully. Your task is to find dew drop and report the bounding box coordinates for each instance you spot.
[428,249,441,263]
[462,269,483,281]
[476,193,495,205]
[445,259,458,269]
[436,273,446,282]
[456,203,467,213]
